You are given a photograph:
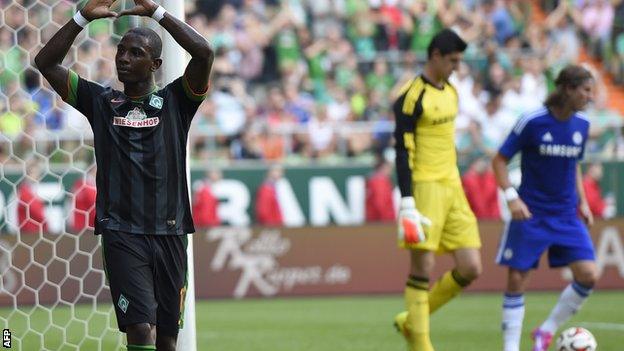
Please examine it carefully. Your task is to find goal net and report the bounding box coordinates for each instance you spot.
[0,1,191,350]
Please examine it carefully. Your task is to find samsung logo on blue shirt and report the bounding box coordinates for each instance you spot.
[539,144,582,158]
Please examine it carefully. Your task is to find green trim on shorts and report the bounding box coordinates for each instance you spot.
[100,235,110,284]
[178,234,189,329]
[66,70,79,107]
[126,345,156,351]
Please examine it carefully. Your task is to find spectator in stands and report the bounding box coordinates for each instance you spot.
[462,157,500,219]
[613,1,624,83]
[544,0,582,65]
[307,104,337,158]
[258,125,285,160]
[585,87,623,158]
[255,164,284,226]
[366,57,394,94]
[17,160,47,234]
[476,91,517,156]
[482,0,517,45]
[230,128,263,160]
[1,93,27,139]
[212,76,253,139]
[192,168,222,228]
[520,56,548,110]
[1,0,623,169]
[283,82,314,125]
[365,159,396,222]
[582,162,616,219]
[580,0,614,58]
[70,166,97,233]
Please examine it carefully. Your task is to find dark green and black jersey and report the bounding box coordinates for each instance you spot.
[65,71,207,235]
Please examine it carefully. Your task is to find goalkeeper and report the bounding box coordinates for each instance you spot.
[392,29,482,351]
[34,0,212,350]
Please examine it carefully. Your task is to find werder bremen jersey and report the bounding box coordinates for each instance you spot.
[65,70,207,235]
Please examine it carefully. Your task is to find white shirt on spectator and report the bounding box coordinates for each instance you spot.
[477,107,517,151]
[212,90,246,136]
[308,118,334,152]
[521,73,547,110]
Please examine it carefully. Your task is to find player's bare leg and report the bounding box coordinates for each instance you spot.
[428,248,481,314]
[569,260,598,287]
[502,268,530,351]
[156,334,178,351]
[533,260,597,351]
[410,249,435,277]
[126,323,156,350]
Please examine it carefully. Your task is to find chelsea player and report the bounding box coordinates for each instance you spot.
[492,65,597,351]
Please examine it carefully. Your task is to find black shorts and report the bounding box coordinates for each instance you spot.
[101,228,188,336]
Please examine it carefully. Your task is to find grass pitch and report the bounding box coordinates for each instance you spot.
[197,291,622,351]
[2,291,622,350]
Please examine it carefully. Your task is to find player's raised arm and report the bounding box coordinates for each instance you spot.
[34,0,118,100]
[118,0,213,94]
[492,153,532,220]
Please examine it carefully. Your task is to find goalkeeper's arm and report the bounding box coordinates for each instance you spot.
[392,91,430,244]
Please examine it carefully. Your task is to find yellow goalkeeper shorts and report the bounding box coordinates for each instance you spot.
[400,181,481,253]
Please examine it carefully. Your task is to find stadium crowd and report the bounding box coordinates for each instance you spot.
[1,0,624,168]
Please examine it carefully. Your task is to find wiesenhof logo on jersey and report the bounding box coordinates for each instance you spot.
[113,107,160,128]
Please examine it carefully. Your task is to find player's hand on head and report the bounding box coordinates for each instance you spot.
[117,0,159,18]
[398,197,431,245]
[508,198,532,220]
[81,0,119,20]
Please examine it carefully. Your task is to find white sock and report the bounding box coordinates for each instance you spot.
[540,281,592,334]
[502,293,525,351]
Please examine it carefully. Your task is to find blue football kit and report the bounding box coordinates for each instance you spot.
[496,107,596,271]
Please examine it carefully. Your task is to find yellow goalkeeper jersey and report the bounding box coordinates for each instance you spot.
[394,75,460,184]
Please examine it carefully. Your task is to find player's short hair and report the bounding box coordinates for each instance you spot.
[427,29,467,59]
[545,65,594,108]
[125,27,162,59]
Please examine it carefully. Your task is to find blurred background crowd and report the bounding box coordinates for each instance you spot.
[2,0,624,167]
[1,0,624,227]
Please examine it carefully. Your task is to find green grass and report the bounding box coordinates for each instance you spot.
[2,291,622,350]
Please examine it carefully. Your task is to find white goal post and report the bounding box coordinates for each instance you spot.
[161,1,198,350]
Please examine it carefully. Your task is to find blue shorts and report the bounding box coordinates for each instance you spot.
[496,216,595,271]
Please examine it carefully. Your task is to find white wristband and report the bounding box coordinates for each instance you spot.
[400,197,416,209]
[504,187,519,202]
[151,6,166,22]
[73,11,89,28]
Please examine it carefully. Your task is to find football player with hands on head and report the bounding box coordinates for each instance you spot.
[492,65,597,351]
[35,0,213,350]
[392,29,482,351]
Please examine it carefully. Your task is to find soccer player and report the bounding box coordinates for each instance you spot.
[34,0,213,350]
[492,65,596,351]
[393,29,482,351]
